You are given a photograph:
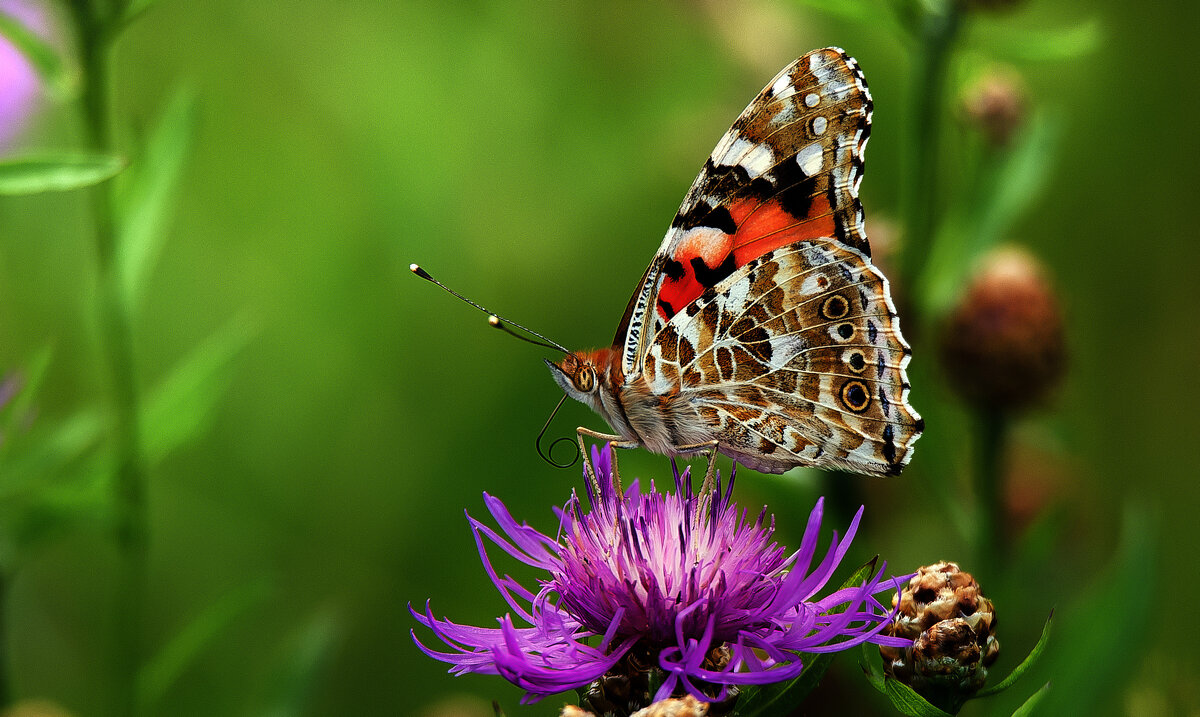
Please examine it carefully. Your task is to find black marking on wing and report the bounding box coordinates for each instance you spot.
[691,253,737,290]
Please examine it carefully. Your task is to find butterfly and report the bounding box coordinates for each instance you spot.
[546,48,923,476]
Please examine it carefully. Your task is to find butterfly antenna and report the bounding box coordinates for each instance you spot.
[535,394,580,469]
[410,264,569,353]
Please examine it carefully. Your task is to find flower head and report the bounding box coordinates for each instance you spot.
[412,445,910,709]
[961,67,1027,148]
[880,562,999,711]
[938,246,1066,413]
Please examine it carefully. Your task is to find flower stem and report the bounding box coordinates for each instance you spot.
[974,408,1009,578]
[900,1,963,287]
[76,9,147,716]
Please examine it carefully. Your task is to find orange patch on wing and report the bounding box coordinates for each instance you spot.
[656,194,836,320]
[729,197,835,264]
[657,228,735,320]
[657,271,702,321]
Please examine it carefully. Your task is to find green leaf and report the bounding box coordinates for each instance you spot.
[0,153,125,195]
[798,0,910,37]
[918,111,1060,316]
[0,8,75,95]
[115,89,199,311]
[884,679,955,717]
[975,612,1053,697]
[1009,682,1051,717]
[1032,505,1157,714]
[122,0,166,27]
[0,346,52,444]
[736,559,879,716]
[137,579,273,711]
[8,454,112,559]
[861,642,886,693]
[971,19,1102,62]
[972,112,1061,252]
[139,317,255,465]
[0,407,105,499]
[260,611,340,717]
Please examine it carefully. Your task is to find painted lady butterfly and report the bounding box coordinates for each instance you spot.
[546,48,923,476]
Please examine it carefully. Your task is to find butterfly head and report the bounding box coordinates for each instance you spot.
[545,348,621,416]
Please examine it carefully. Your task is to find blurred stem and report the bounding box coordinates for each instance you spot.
[974,408,1009,578]
[75,8,147,717]
[900,1,963,287]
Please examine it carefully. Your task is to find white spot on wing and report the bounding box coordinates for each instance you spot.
[800,272,829,296]
[715,136,751,166]
[804,93,820,107]
[796,142,823,176]
[739,142,775,178]
[809,52,832,81]
[812,116,828,135]
[771,72,792,97]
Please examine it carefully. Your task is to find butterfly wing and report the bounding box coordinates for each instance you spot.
[617,48,874,375]
[629,48,923,475]
[641,242,922,475]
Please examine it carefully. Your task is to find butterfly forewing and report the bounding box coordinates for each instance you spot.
[620,48,874,376]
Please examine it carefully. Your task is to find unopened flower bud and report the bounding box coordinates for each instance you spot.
[962,68,1027,148]
[880,562,999,709]
[938,246,1066,413]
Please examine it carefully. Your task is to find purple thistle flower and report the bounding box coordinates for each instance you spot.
[412,445,912,708]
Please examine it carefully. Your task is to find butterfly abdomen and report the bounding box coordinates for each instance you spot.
[618,379,714,458]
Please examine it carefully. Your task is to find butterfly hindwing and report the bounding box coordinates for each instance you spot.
[641,240,920,475]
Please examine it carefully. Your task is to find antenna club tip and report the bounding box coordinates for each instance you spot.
[410,264,433,281]
[488,315,501,327]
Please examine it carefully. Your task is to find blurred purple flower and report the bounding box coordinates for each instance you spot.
[412,445,911,705]
[0,0,46,149]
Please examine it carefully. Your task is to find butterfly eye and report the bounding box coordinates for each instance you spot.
[573,366,596,393]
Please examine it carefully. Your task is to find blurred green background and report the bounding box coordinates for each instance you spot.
[0,0,1196,715]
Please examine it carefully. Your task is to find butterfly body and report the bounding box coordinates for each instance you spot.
[549,48,923,476]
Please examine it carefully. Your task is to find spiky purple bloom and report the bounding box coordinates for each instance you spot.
[412,445,911,705]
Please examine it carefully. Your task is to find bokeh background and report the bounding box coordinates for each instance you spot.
[0,0,1196,715]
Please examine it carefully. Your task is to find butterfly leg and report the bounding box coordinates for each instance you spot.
[575,427,637,496]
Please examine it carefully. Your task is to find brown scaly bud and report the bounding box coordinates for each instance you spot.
[961,68,1027,148]
[938,246,1066,414]
[562,695,710,717]
[631,696,710,717]
[880,562,999,709]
